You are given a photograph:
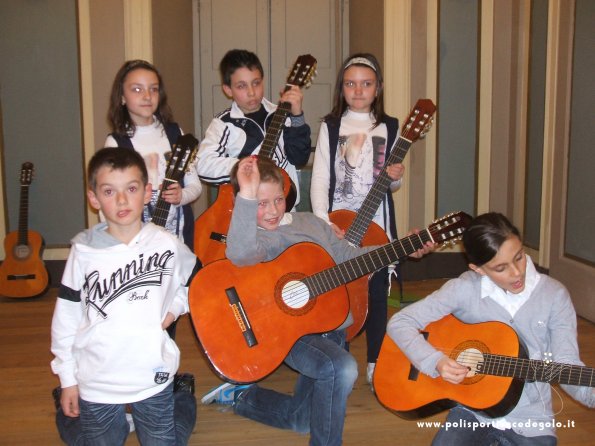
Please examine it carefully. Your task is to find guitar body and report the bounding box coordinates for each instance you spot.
[189,242,350,383]
[0,230,49,298]
[194,171,296,265]
[329,209,389,340]
[374,315,525,419]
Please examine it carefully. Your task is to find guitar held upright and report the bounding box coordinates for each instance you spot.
[194,54,317,266]
[329,98,437,340]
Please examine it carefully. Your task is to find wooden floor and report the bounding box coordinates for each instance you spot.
[1,279,593,445]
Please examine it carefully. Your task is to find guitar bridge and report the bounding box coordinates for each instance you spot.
[225,287,257,347]
[7,274,36,280]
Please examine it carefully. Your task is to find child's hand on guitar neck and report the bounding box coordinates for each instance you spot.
[406,228,437,259]
[160,181,183,205]
[436,356,470,384]
[279,85,304,116]
[386,163,405,182]
[237,156,261,200]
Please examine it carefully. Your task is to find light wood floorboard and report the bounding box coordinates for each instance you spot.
[1,279,593,445]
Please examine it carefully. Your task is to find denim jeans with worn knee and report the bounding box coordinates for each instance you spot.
[233,330,358,446]
[56,382,196,446]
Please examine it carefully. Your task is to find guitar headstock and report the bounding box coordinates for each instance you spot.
[177,133,199,164]
[169,134,199,176]
[428,211,472,246]
[401,99,437,143]
[286,54,317,89]
[20,162,34,186]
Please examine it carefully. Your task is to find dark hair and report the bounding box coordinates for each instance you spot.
[462,212,522,266]
[88,147,148,191]
[325,53,386,128]
[107,59,174,137]
[219,49,264,86]
[229,157,284,196]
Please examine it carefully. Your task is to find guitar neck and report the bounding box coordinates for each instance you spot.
[258,102,292,161]
[344,135,413,245]
[151,179,176,227]
[480,354,595,387]
[18,184,30,246]
[151,137,198,228]
[304,227,433,296]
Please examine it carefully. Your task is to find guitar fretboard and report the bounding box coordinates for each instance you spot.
[303,212,466,298]
[344,135,412,245]
[151,151,182,228]
[479,354,595,387]
[303,229,432,297]
[18,184,30,246]
[258,102,292,161]
[345,104,435,246]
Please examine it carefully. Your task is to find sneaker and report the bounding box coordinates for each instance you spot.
[200,382,251,405]
[367,362,376,388]
[174,373,195,395]
[126,413,135,433]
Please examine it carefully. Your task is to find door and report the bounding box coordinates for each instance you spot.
[194,0,347,211]
[548,0,595,322]
[195,0,346,146]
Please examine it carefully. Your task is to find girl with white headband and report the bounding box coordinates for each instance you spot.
[310,53,411,388]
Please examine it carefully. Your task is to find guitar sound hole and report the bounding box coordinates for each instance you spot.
[275,273,315,316]
[452,340,490,385]
[13,244,31,260]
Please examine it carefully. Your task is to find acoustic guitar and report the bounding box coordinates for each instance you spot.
[189,211,470,383]
[374,314,595,420]
[150,133,199,227]
[329,99,437,340]
[0,162,49,298]
[194,54,317,266]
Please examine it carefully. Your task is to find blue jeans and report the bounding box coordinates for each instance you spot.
[432,406,557,446]
[233,330,358,446]
[56,383,196,445]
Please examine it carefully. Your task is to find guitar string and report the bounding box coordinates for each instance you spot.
[346,140,411,241]
[282,225,443,305]
[429,346,593,386]
[343,105,437,240]
[279,217,463,307]
[279,227,439,307]
[281,231,431,306]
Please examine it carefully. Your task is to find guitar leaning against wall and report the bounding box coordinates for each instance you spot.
[0,162,49,298]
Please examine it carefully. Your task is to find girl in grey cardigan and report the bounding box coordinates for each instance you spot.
[387,212,594,445]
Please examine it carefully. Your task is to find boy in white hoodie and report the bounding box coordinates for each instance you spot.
[50,147,200,445]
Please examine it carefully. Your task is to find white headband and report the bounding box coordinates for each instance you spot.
[344,56,376,71]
